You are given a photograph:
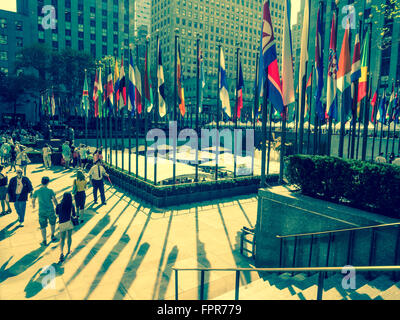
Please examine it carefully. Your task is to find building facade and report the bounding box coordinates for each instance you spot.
[150,0,286,122]
[0,9,32,74]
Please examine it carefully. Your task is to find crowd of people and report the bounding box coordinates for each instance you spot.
[0,132,110,263]
[375,152,400,166]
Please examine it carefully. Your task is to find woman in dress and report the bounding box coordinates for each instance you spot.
[72,170,87,223]
[55,192,76,262]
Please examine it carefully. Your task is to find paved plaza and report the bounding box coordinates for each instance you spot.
[0,164,259,300]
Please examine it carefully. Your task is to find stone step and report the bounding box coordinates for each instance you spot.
[348,275,396,300]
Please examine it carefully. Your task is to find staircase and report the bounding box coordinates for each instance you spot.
[214,272,400,300]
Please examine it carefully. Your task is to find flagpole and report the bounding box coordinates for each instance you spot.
[173,29,179,185]
[195,34,200,182]
[154,32,160,186]
[109,62,114,167]
[144,37,149,181]
[128,47,132,174]
[84,69,88,146]
[261,80,268,187]
[361,16,373,161]
[252,52,259,177]
[307,65,314,155]
[371,96,379,160]
[215,41,222,181]
[234,46,240,178]
[378,92,385,156]
[135,43,140,178]
[114,57,118,169]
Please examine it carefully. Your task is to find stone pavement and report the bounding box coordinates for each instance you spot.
[0,164,259,300]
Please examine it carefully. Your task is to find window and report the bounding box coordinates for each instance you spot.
[16,37,23,47]
[0,35,7,45]
[15,21,23,31]
[0,19,7,29]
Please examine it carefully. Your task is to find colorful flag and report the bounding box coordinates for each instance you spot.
[128,50,136,115]
[107,65,114,114]
[351,33,361,84]
[93,69,99,118]
[386,85,395,123]
[157,39,166,117]
[305,70,312,121]
[236,56,244,119]
[258,0,284,116]
[177,42,185,117]
[315,7,324,121]
[82,72,89,117]
[370,89,378,123]
[119,56,126,108]
[114,59,120,110]
[281,0,295,114]
[144,46,153,113]
[219,47,231,118]
[135,65,142,114]
[51,90,56,116]
[326,13,338,121]
[358,28,370,102]
[97,67,103,118]
[298,0,310,121]
[392,92,400,124]
[377,93,386,124]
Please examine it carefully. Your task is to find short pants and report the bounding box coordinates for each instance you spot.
[39,211,57,229]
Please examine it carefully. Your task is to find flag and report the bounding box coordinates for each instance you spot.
[281,0,295,115]
[82,72,89,117]
[315,7,324,121]
[93,69,99,118]
[377,93,386,124]
[358,28,370,102]
[98,67,103,118]
[114,59,120,110]
[119,56,126,108]
[393,92,400,124]
[305,70,312,120]
[177,42,185,117]
[386,85,395,123]
[219,47,231,118]
[128,50,136,115]
[107,65,114,114]
[199,49,205,113]
[298,0,310,121]
[258,0,284,116]
[144,46,153,113]
[326,13,338,121]
[236,57,244,119]
[51,90,56,116]
[157,39,166,117]
[351,33,361,84]
[135,65,142,114]
[370,89,378,123]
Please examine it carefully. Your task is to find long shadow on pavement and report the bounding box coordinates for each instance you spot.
[24,262,65,298]
[0,220,19,242]
[157,245,179,300]
[0,246,46,283]
[81,201,141,300]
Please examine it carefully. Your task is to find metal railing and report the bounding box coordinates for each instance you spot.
[240,227,256,259]
[172,266,400,301]
[276,222,400,276]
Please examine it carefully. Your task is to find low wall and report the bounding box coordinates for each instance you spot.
[255,186,400,269]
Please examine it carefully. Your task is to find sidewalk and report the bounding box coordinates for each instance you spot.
[0,164,259,300]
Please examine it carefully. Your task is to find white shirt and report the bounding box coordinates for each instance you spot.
[375,156,387,163]
[392,158,400,166]
[16,177,23,195]
[89,164,107,180]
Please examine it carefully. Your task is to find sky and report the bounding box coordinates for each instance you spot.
[0,0,300,25]
[0,0,16,12]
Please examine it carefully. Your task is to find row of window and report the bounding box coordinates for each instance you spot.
[0,35,23,47]
[0,18,23,31]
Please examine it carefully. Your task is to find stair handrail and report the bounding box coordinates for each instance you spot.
[276,222,400,239]
[172,265,400,301]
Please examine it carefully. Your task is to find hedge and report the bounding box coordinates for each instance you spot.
[285,155,400,218]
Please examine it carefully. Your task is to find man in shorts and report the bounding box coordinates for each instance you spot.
[32,176,58,246]
[62,141,71,169]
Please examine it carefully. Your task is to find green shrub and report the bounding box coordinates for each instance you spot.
[285,155,400,218]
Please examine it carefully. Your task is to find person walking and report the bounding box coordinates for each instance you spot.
[32,176,58,246]
[6,168,33,227]
[8,143,17,173]
[72,170,88,223]
[88,160,109,205]
[78,144,89,169]
[16,147,30,176]
[62,141,71,169]
[56,192,76,262]
[0,165,12,216]
[42,144,52,169]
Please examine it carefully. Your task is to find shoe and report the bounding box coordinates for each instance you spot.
[80,220,84,224]
[40,240,47,246]
[0,212,5,216]
[19,222,24,227]
[93,201,98,204]
[101,202,106,206]
[51,236,58,242]
[59,253,64,263]
[6,209,11,214]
